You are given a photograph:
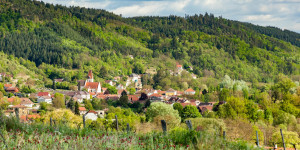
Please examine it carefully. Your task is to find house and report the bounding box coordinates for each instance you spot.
[128,95,140,103]
[20,98,34,108]
[197,102,216,113]
[106,95,120,101]
[130,73,140,82]
[79,107,87,115]
[191,74,197,79]
[4,84,12,89]
[84,110,98,121]
[5,87,19,93]
[117,89,127,96]
[177,91,184,96]
[102,88,107,93]
[20,114,41,123]
[184,88,196,95]
[105,80,114,86]
[37,92,50,97]
[177,64,183,70]
[149,93,163,101]
[85,82,101,93]
[165,88,177,96]
[0,73,12,82]
[116,84,124,90]
[134,80,143,90]
[73,95,84,103]
[11,105,29,116]
[54,79,64,83]
[37,96,52,104]
[95,110,105,118]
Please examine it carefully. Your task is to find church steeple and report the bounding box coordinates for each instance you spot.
[87,70,94,82]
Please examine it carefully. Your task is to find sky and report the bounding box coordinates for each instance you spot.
[39,0,300,33]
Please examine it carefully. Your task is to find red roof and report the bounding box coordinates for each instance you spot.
[20,98,33,105]
[128,95,139,102]
[177,65,182,68]
[27,114,40,119]
[185,88,195,92]
[96,95,107,99]
[149,93,162,97]
[157,90,166,95]
[87,110,98,114]
[11,104,27,108]
[85,82,99,90]
[4,84,12,88]
[180,103,192,107]
[6,87,19,92]
[89,92,96,95]
[79,107,86,111]
[7,98,14,103]
[118,89,126,96]
[38,92,49,97]
[198,105,214,112]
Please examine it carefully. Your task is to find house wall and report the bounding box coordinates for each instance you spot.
[85,113,98,121]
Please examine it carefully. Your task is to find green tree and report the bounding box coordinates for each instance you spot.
[118,90,128,107]
[67,99,75,111]
[146,102,180,128]
[107,86,117,94]
[52,93,65,108]
[85,100,93,110]
[128,88,136,95]
[173,103,183,117]
[181,105,202,120]
[75,101,80,115]
[219,89,230,100]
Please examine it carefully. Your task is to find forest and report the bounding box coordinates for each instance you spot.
[0,0,299,85]
[0,0,300,149]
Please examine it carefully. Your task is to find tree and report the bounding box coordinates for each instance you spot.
[99,66,108,78]
[133,62,145,74]
[219,88,229,101]
[144,99,151,108]
[128,88,136,95]
[75,101,80,115]
[107,86,117,94]
[139,92,148,100]
[173,103,183,117]
[146,102,180,128]
[85,100,93,110]
[0,83,6,95]
[67,99,75,111]
[52,79,56,90]
[119,90,128,107]
[181,105,202,120]
[52,93,65,108]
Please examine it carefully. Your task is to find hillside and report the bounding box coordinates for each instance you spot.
[0,0,299,89]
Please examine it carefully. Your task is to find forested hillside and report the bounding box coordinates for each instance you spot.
[0,0,299,86]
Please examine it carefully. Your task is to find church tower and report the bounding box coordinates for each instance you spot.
[87,70,94,82]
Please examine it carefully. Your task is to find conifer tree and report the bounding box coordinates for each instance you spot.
[75,101,80,115]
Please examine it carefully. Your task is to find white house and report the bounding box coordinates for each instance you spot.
[184,88,196,95]
[84,110,98,121]
[79,107,87,115]
[37,96,52,104]
[20,98,34,108]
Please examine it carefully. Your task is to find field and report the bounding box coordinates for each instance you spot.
[0,117,260,150]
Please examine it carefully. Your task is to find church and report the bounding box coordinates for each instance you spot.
[78,70,101,94]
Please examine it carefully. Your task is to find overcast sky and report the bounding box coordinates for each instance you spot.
[39,0,300,33]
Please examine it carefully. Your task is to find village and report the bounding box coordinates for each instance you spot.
[0,64,223,123]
